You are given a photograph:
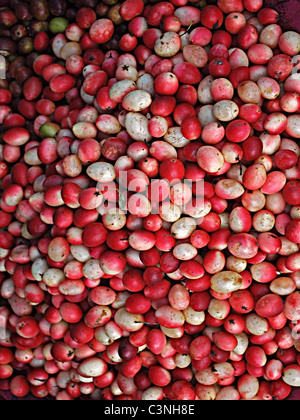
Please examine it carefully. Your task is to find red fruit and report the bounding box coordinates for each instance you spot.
[89,19,114,44]
[159,158,185,184]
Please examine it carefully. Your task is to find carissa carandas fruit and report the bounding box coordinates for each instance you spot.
[0,0,299,402]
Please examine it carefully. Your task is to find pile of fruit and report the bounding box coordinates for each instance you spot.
[0,0,299,400]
